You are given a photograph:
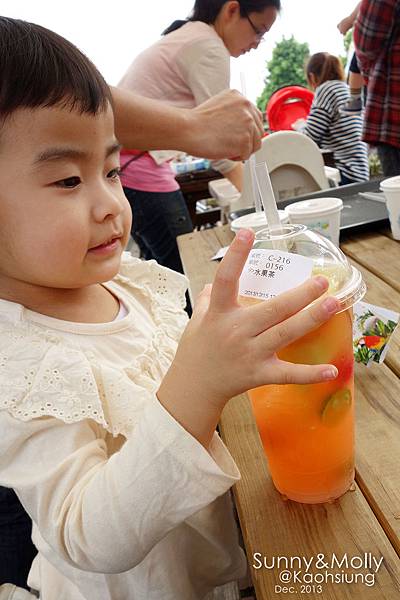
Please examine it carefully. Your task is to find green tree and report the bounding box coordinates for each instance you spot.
[339,30,354,68]
[257,36,310,113]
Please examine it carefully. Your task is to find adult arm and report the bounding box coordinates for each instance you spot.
[176,39,244,190]
[337,2,361,34]
[111,86,263,164]
[354,0,397,76]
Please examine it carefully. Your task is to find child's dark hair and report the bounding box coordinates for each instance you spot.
[306,53,345,87]
[163,0,281,35]
[0,17,112,119]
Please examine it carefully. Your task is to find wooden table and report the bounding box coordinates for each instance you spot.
[177,226,400,600]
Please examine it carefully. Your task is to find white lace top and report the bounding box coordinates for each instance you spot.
[0,254,246,600]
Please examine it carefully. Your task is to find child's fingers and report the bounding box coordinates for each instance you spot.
[265,360,338,385]
[258,294,340,354]
[210,229,254,312]
[247,276,329,335]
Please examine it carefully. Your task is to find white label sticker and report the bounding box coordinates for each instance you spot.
[239,249,314,301]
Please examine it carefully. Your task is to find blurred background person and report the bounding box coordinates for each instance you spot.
[118,0,281,274]
[354,0,400,176]
[293,52,369,185]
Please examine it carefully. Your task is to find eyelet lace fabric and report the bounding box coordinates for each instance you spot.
[0,254,189,438]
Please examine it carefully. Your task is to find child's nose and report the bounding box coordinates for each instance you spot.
[92,188,125,222]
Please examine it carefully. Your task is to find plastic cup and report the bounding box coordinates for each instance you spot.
[380,176,400,240]
[240,224,365,503]
[286,197,343,246]
[230,210,289,234]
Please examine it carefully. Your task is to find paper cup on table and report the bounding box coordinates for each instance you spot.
[380,176,400,240]
[230,210,288,234]
[286,197,343,246]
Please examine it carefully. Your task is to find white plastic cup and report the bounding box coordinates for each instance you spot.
[230,209,289,234]
[285,197,343,246]
[380,176,400,240]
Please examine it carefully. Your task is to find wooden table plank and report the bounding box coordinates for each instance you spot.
[341,232,400,294]
[354,361,400,557]
[220,393,400,599]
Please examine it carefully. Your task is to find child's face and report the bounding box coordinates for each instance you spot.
[0,103,132,294]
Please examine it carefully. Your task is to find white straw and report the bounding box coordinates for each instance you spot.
[249,155,263,212]
[254,162,281,230]
[240,72,263,213]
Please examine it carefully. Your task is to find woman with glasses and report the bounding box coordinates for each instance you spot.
[119,0,280,276]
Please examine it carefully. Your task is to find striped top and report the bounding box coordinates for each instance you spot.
[303,80,369,183]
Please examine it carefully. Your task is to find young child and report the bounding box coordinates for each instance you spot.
[0,17,340,600]
[293,52,369,185]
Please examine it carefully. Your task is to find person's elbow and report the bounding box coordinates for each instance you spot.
[60,533,150,574]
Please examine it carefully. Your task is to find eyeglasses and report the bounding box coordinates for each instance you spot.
[243,12,266,42]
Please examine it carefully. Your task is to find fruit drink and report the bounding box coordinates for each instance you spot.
[247,294,354,503]
[239,223,365,503]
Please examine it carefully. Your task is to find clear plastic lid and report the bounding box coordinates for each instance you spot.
[254,224,366,310]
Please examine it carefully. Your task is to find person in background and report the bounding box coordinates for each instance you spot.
[118,0,281,274]
[337,2,364,114]
[0,16,341,600]
[354,0,400,176]
[293,52,369,185]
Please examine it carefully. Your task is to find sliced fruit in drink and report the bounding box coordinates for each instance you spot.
[321,389,352,426]
[332,353,354,385]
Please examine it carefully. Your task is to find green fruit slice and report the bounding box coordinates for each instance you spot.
[321,389,352,426]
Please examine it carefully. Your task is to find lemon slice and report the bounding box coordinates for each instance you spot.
[321,389,352,426]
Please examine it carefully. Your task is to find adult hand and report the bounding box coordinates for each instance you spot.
[187,90,264,160]
[337,13,357,35]
[158,229,340,446]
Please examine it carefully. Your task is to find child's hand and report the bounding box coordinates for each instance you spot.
[158,229,340,446]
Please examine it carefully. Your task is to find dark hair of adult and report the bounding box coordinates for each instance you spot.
[163,0,281,35]
[0,17,111,120]
[306,52,345,87]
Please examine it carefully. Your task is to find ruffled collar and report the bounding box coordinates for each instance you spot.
[0,254,189,438]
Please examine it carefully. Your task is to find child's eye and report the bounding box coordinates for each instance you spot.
[55,176,81,189]
[107,167,121,180]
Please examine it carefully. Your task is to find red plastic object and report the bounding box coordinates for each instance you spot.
[266,85,314,131]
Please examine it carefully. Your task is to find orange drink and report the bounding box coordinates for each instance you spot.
[238,223,365,504]
[248,307,354,503]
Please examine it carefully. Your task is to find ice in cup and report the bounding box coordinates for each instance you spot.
[240,224,365,504]
[286,197,343,247]
[380,176,400,240]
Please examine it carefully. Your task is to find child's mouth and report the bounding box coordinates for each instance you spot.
[89,237,121,254]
